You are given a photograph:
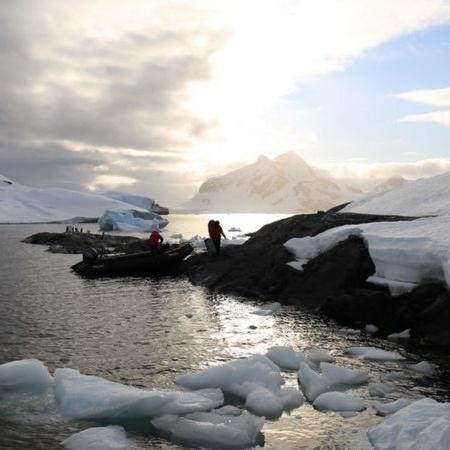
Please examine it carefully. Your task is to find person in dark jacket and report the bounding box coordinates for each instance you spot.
[208,220,226,255]
[148,229,164,253]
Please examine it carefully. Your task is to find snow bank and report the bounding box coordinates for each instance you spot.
[368,398,450,449]
[373,398,411,416]
[284,214,450,293]
[54,368,223,421]
[152,410,264,449]
[63,425,138,450]
[313,391,365,412]
[0,359,53,393]
[98,210,168,232]
[176,355,300,418]
[297,362,368,402]
[344,347,405,361]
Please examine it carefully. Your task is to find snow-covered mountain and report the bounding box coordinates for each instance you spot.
[182,152,361,213]
[342,170,450,216]
[103,191,155,211]
[0,175,148,223]
[372,176,408,194]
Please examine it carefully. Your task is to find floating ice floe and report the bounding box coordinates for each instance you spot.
[54,368,223,421]
[368,398,450,449]
[266,346,313,370]
[298,362,368,402]
[286,259,308,271]
[62,425,138,450]
[344,347,405,361]
[0,359,53,393]
[176,355,300,418]
[409,361,435,376]
[382,371,405,382]
[252,303,282,316]
[365,324,378,334]
[306,348,335,364]
[98,209,168,232]
[387,329,411,340]
[368,382,396,398]
[373,398,412,416]
[313,391,366,412]
[151,410,264,449]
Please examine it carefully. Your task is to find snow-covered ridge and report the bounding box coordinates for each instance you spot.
[182,152,360,213]
[0,175,155,223]
[285,171,450,293]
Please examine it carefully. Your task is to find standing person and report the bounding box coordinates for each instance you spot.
[148,229,164,253]
[208,220,226,255]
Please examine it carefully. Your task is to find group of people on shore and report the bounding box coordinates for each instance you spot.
[65,225,89,234]
[147,219,227,255]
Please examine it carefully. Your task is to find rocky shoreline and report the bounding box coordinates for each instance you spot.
[180,211,450,347]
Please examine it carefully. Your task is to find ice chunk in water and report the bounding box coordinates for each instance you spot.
[368,398,450,449]
[62,425,138,450]
[373,398,412,416]
[252,302,282,316]
[54,368,223,421]
[279,387,304,410]
[298,362,368,402]
[313,391,365,412]
[368,382,396,398]
[387,329,410,340]
[365,324,378,334]
[307,348,335,364]
[245,387,283,419]
[151,411,264,449]
[0,359,53,393]
[344,346,405,361]
[409,361,435,376]
[266,346,313,370]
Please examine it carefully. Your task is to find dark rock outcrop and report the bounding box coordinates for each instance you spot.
[23,232,149,254]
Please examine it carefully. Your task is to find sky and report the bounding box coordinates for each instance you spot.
[1,0,450,205]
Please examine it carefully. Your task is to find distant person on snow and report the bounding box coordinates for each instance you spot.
[208,220,226,255]
[148,229,164,253]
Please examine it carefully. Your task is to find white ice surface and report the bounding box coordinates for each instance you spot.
[0,359,53,393]
[297,362,368,402]
[373,398,412,416]
[344,347,405,361]
[151,410,264,449]
[54,368,223,421]
[62,425,138,450]
[98,210,168,232]
[313,391,365,412]
[0,175,150,223]
[409,361,435,376]
[387,329,411,341]
[368,398,450,449]
[284,213,450,292]
[175,355,300,417]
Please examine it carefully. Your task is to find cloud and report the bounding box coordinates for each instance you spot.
[399,110,450,126]
[316,157,450,190]
[1,1,450,204]
[397,87,450,106]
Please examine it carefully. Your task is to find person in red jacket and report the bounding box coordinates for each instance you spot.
[208,220,226,255]
[148,229,164,253]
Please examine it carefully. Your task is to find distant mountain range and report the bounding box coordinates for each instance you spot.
[182,152,362,213]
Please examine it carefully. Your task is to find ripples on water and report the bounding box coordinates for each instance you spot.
[1,221,450,449]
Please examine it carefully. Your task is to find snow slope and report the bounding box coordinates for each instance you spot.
[342,171,450,216]
[285,171,450,293]
[0,175,148,223]
[182,152,360,213]
[103,191,154,211]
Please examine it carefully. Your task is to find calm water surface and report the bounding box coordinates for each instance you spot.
[1,215,450,449]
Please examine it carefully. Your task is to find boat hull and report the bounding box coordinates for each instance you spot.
[71,243,193,277]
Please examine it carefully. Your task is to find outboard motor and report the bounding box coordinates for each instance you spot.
[82,248,99,262]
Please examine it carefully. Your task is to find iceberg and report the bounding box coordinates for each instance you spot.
[62,425,138,450]
[151,410,264,449]
[54,368,223,421]
[0,359,53,393]
[368,398,450,449]
[98,210,168,232]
